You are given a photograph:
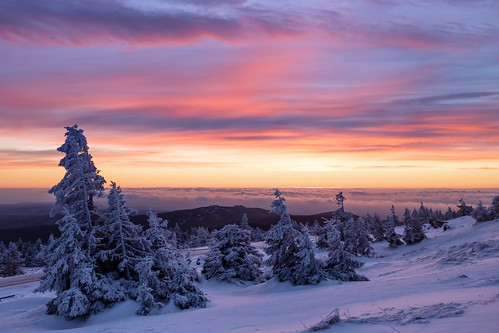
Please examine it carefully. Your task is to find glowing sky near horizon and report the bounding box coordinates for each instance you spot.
[0,0,498,188]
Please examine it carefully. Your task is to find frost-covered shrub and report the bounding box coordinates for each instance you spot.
[203,224,263,283]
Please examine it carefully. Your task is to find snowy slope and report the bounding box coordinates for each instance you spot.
[0,217,498,333]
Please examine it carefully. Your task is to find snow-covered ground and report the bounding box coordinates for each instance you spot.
[1,217,498,333]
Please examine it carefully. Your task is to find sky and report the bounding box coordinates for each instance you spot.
[0,0,498,189]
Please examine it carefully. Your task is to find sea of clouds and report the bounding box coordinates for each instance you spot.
[2,188,497,217]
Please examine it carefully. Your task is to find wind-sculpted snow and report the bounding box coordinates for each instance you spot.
[339,296,499,326]
[433,240,499,267]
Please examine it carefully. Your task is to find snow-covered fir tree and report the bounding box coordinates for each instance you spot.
[283,227,324,285]
[36,234,56,267]
[134,257,161,315]
[265,189,324,285]
[316,218,335,249]
[136,281,158,316]
[370,213,385,242]
[40,124,107,319]
[0,243,5,276]
[240,213,250,230]
[331,191,351,240]
[336,191,346,212]
[418,202,430,225]
[155,246,207,310]
[24,238,45,267]
[48,124,106,235]
[444,207,456,220]
[265,189,296,277]
[252,227,266,242]
[96,182,148,281]
[385,205,403,247]
[472,200,491,222]
[173,223,188,248]
[0,242,5,270]
[1,242,24,277]
[490,195,499,219]
[403,208,426,244]
[343,217,373,257]
[15,238,27,259]
[239,213,259,241]
[141,210,207,311]
[364,213,373,237]
[36,210,99,320]
[265,189,298,280]
[188,227,210,248]
[457,198,473,216]
[310,220,322,236]
[145,209,176,247]
[355,216,373,256]
[202,224,263,283]
[318,192,353,248]
[322,223,367,282]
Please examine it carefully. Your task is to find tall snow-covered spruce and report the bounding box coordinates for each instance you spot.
[48,124,106,234]
[38,125,105,319]
[265,189,324,285]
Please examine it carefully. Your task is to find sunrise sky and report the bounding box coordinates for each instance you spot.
[0,0,498,188]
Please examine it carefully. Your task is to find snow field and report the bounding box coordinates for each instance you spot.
[0,216,498,333]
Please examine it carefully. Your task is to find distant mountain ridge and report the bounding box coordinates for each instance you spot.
[0,204,334,243]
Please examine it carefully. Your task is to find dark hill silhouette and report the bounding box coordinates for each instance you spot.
[131,205,334,231]
[0,204,334,243]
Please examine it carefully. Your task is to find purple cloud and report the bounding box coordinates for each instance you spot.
[0,0,300,45]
